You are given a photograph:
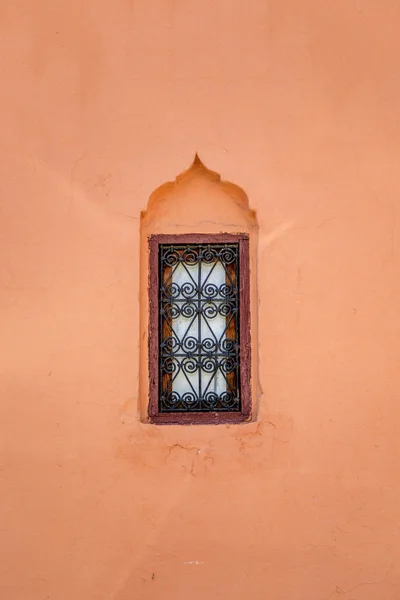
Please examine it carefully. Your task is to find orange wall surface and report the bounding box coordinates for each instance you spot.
[1,2,400,599]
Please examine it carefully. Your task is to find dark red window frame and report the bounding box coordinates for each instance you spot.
[148,233,251,425]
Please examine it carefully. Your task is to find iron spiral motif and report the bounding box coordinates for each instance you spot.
[159,243,240,412]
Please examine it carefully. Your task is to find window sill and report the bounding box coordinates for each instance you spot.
[149,411,252,425]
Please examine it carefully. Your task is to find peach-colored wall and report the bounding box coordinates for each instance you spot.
[1,1,400,599]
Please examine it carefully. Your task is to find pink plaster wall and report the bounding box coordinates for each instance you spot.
[1,1,400,599]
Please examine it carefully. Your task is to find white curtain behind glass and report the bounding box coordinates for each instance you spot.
[172,260,226,399]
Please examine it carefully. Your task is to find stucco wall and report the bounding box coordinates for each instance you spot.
[1,1,400,599]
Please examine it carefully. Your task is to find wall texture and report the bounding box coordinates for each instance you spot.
[1,1,400,599]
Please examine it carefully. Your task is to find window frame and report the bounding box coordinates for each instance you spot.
[148,233,251,425]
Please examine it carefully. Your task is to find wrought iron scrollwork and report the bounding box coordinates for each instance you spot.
[159,243,241,412]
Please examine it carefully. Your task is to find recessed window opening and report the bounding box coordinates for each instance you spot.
[160,242,240,412]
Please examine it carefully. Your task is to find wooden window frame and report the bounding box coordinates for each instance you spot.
[148,233,251,425]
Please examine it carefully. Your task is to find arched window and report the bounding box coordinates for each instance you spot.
[140,156,258,425]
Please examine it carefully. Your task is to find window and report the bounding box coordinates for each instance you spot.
[148,234,251,424]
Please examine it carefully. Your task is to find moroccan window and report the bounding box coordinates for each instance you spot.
[148,234,251,424]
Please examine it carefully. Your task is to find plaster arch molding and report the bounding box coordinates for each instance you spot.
[139,156,259,422]
[141,154,257,234]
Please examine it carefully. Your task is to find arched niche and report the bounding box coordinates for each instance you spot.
[139,156,259,423]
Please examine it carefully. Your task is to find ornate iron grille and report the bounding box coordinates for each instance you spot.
[159,243,240,412]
